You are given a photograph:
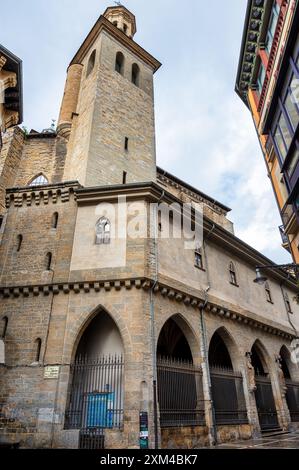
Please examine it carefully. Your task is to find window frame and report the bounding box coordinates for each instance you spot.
[194,247,204,270]
[229,262,238,287]
[95,217,111,245]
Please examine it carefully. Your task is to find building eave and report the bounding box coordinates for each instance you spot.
[69,15,161,73]
[0,44,23,125]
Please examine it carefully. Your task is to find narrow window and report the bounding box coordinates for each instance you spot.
[0,216,3,230]
[46,252,52,271]
[95,217,111,245]
[16,234,23,252]
[194,247,203,269]
[284,292,293,314]
[35,338,42,362]
[113,21,118,27]
[52,212,58,229]
[115,52,124,75]
[122,171,127,184]
[265,282,273,303]
[86,50,96,77]
[124,137,129,151]
[229,262,238,286]
[29,174,48,186]
[1,317,8,338]
[132,63,140,86]
[123,24,128,34]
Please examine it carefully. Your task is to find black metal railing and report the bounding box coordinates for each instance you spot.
[65,354,124,432]
[255,373,279,431]
[286,379,299,422]
[157,357,205,428]
[210,366,248,425]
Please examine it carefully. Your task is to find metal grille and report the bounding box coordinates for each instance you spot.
[65,354,124,443]
[157,357,205,428]
[210,367,248,425]
[286,379,299,422]
[255,374,279,431]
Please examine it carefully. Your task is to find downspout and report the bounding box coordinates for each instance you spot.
[150,190,164,449]
[280,282,298,338]
[200,223,218,445]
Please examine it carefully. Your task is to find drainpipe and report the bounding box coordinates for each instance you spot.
[150,190,164,449]
[200,223,218,446]
[279,282,298,338]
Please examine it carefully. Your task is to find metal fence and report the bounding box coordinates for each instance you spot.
[286,379,299,422]
[157,357,205,428]
[210,367,248,425]
[65,354,124,440]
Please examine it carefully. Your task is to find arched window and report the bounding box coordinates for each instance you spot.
[35,338,42,362]
[1,316,8,338]
[45,252,52,271]
[52,212,58,229]
[29,174,48,186]
[16,234,23,252]
[132,63,140,86]
[86,49,96,77]
[115,52,124,75]
[194,246,203,270]
[229,262,238,286]
[123,23,128,34]
[95,217,111,245]
[284,292,293,314]
[265,282,273,303]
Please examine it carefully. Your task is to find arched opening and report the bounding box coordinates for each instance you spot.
[115,52,124,75]
[86,50,96,77]
[95,217,111,245]
[251,341,279,431]
[280,346,299,423]
[131,63,140,86]
[156,317,204,428]
[65,310,124,444]
[208,330,247,425]
[29,174,48,186]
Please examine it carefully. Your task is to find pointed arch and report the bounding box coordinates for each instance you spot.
[208,326,241,371]
[250,339,271,376]
[280,345,299,381]
[29,173,49,186]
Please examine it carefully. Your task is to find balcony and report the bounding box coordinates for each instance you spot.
[281,202,298,235]
[279,225,290,252]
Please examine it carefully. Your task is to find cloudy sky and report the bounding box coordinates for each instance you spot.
[1,0,291,263]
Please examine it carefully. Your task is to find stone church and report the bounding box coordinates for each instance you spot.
[0,6,299,449]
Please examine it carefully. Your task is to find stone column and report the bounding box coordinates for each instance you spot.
[273,355,291,431]
[243,352,261,438]
[57,63,83,139]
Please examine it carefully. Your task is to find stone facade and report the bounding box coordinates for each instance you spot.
[0,5,299,450]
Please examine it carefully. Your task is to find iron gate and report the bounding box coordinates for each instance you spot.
[210,367,248,425]
[65,354,124,449]
[286,379,299,422]
[255,374,279,431]
[157,357,205,428]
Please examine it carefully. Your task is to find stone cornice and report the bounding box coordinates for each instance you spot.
[0,276,295,340]
[70,15,161,72]
[5,181,81,208]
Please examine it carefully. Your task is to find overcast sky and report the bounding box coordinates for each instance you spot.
[1,0,291,263]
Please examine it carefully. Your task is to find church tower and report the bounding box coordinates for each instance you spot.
[58,5,161,187]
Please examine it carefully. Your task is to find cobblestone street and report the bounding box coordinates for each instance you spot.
[215,431,299,449]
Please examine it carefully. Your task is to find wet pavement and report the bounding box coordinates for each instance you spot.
[215,431,299,449]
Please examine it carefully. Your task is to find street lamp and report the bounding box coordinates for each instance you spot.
[253,263,299,285]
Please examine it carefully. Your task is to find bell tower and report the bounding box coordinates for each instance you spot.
[58,5,161,187]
